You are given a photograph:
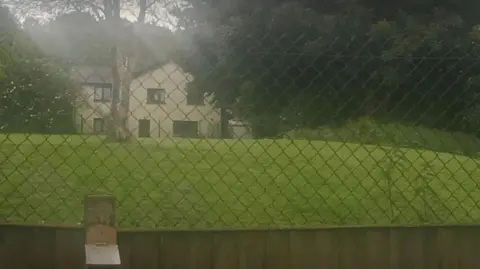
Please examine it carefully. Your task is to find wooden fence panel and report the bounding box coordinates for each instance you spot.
[187,231,213,269]
[129,232,159,269]
[456,226,480,268]
[117,232,134,269]
[265,230,290,269]
[315,228,339,269]
[7,226,33,269]
[2,224,480,269]
[423,227,441,269]
[390,227,426,269]
[289,230,318,269]
[159,231,192,269]
[438,227,459,268]
[0,228,6,268]
[55,228,84,269]
[31,227,56,269]
[212,231,239,269]
[364,228,390,268]
[337,228,363,269]
[13,228,30,269]
[238,231,266,269]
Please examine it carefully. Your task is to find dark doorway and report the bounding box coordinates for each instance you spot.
[93,118,105,134]
[138,119,151,138]
[173,121,199,138]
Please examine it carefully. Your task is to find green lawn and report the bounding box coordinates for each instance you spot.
[0,133,480,228]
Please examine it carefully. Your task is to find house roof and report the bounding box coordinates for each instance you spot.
[71,61,169,84]
[132,61,168,79]
[70,65,112,84]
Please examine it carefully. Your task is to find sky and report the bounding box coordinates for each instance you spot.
[6,1,179,30]
[120,2,179,30]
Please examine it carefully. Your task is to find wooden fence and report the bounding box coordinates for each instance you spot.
[1,223,480,269]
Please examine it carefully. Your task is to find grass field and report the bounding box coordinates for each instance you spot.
[1,133,480,228]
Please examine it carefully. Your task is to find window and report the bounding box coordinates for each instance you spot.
[92,83,112,102]
[173,121,199,138]
[186,90,204,106]
[93,118,105,133]
[147,88,166,104]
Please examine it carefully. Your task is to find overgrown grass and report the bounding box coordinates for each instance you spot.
[0,131,479,228]
[284,117,480,156]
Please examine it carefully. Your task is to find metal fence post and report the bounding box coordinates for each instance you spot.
[84,194,121,269]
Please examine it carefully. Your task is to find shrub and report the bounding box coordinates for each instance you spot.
[283,117,480,156]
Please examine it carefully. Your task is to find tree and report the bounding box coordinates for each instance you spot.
[8,0,175,142]
[171,0,480,137]
[0,6,76,134]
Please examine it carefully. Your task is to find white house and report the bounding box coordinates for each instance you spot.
[71,62,222,138]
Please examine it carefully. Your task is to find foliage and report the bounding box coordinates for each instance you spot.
[23,11,177,70]
[283,117,480,156]
[0,6,76,134]
[171,0,480,138]
[6,0,480,141]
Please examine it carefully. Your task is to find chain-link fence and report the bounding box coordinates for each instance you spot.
[1,1,480,228]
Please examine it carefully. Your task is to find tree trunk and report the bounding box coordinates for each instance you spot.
[115,0,146,139]
[103,0,146,142]
[106,45,131,142]
[104,0,132,142]
[138,0,147,23]
[118,48,136,139]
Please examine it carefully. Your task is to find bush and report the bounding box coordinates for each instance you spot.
[0,6,76,134]
[283,117,480,156]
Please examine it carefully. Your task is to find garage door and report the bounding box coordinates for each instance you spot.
[172,121,199,138]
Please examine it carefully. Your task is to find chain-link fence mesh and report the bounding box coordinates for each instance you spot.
[1,1,480,228]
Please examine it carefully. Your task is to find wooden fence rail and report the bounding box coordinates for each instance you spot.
[1,223,480,269]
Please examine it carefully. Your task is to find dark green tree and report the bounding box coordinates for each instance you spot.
[0,6,76,134]
[171,0,480,137]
